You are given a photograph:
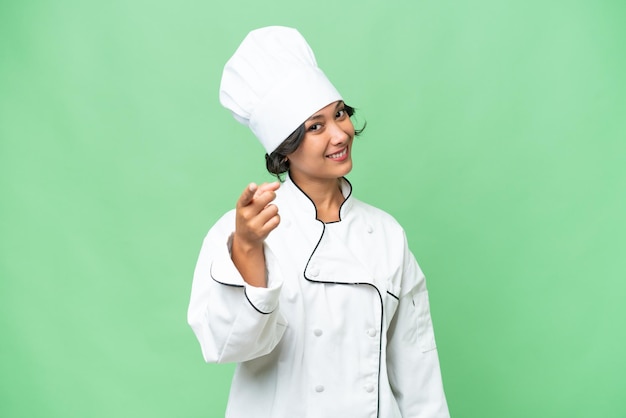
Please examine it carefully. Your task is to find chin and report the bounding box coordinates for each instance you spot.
[337,160,353,177]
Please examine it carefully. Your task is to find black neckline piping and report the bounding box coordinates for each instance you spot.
[288,172,353,224]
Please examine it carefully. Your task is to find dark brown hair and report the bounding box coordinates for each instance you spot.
[264,104,365,179]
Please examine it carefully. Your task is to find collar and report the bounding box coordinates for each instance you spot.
[281,172,354,222]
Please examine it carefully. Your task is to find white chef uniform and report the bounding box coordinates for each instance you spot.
[188,173,450,417]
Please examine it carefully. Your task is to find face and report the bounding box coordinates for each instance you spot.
[286,100,355,184]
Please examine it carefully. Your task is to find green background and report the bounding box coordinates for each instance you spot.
[1,0,625,417]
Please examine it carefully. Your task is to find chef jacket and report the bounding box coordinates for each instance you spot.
[188,174,450,417]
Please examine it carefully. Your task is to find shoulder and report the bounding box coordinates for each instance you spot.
[350,197,405,233]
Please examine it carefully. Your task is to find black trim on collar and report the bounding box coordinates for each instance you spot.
[288,172,353,224]
[335,176,352,223]
[288,173,320,220]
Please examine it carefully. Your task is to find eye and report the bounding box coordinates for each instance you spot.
[308,123,323,132]
[335,109,346,119]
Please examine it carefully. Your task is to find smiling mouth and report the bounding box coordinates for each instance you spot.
[326,148,348,160]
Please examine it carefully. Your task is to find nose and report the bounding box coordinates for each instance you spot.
[329,120,351,145]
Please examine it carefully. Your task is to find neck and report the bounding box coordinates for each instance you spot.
[289,173,345,223]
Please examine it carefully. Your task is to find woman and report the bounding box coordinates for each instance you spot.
[188,26,450,417]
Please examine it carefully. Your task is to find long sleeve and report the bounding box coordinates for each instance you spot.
[386,235,450,417]
[187,210,288,364]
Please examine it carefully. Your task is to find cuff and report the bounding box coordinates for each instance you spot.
[210,251,246,287]
[244,281,283,314]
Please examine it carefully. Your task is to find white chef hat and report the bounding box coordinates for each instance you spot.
[219,26,343,154]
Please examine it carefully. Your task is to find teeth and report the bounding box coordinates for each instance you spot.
[328,148,347,159]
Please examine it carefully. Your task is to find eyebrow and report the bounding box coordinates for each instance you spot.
[306,101,344,122]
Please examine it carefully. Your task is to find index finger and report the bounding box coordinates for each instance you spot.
[237,183,258,207]
[253,181,281,198]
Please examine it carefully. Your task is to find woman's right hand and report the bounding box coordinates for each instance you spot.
[231,181,281,287]
[234,181,281,248]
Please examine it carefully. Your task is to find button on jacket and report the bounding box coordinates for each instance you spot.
[188,175,450,417]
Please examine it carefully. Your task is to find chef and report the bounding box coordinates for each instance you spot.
[188,26,450,418]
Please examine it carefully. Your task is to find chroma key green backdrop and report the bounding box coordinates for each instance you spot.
[1,0,625,417]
